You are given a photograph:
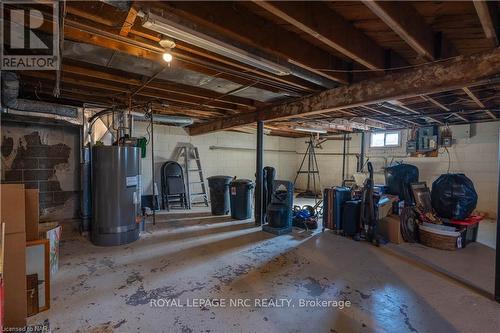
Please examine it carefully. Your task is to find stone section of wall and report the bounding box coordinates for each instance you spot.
[1,122,80,221]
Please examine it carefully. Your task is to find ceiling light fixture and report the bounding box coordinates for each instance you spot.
[159,38,175,64]
[162,52,173,63]
[139,10,290,76]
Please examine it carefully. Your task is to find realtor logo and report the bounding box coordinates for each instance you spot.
[1,0,59,70]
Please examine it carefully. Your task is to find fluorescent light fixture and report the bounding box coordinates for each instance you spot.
[295,127,327,134]
[140,11,291,76]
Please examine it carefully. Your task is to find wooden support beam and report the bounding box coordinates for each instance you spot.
[362,1,441,60]
[463,87,497,120]
[252,1,384,70]
[189,48,500,135]
[119,4,138,37]
[473,0,499,47]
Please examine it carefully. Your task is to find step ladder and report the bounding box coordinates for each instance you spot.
[171,143,209,209]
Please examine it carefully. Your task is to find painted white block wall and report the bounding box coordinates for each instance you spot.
[294,134,363,191]
[133,122,297,196]
[295,122,500,217]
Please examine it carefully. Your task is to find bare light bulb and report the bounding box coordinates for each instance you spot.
[162,52,173,63]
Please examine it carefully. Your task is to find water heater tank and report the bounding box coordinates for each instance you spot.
[91,146,141,246]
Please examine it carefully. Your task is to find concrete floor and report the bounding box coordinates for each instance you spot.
[29,210,500,333]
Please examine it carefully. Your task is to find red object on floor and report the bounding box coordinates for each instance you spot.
[450,215,483,226]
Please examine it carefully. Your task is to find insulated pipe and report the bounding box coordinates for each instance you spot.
[1,71,78,117]
[255,120,264,226]
[131,112,194,127]
[88,110,193,127]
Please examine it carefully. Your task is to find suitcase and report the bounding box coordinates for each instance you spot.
[323,187,351,231]
[342,200,361,236]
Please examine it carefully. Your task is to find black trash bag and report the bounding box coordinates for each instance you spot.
[384,163,419,203]
[431,173,478,220]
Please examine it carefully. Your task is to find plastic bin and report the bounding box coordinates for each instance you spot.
[444,215,482,246]
[229,179,254,220]
[207,176,233,215]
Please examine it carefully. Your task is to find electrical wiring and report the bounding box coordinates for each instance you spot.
[315,55,462,73]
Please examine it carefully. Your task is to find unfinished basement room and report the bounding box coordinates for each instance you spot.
[1,1,500,332]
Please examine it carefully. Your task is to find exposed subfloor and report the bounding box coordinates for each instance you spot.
[29,211,500,333]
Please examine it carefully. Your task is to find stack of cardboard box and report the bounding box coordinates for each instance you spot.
[1,184,28,328]
[1,184,48,328]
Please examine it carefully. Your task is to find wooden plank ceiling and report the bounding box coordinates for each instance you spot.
[6,1,500,137]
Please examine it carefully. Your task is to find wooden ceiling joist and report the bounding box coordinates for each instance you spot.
[462,87,497,120]
[189,48,500,135]
[252,1,385,70]
[473,0,499,47]
[362,0,456,61]
[156,1,349,84]
[61,62,258,109]
[420,95,450,112]
[119,4,138,37]
[14,3,316,96]
[20,71,240,115]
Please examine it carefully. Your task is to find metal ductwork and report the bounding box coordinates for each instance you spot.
[131,111,193,127]
[1,71,79,118]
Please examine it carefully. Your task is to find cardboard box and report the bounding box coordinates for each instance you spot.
[377,195,399,219]
[25,190,39,241]
[1,184,26,235]
[39,223,61,276]
[3,233,27,328]
[1,184,27,328]
[378,214,403,244]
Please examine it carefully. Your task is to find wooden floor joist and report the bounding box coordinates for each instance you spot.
[189,48,500,135]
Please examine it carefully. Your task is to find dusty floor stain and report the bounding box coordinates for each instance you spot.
[27,209,500,333]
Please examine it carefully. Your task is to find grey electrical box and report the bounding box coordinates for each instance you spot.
[406,140,417,153]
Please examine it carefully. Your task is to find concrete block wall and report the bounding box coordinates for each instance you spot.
[294,134,362,191]
[132,122,296,197]
[295,122,500,217]
[1,122,80,221]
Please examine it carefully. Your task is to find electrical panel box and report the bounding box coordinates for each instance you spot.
[417,126,438,152]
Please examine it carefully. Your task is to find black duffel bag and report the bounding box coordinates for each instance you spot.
[431,173,478,220]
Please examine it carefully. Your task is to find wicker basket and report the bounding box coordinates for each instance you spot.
[418,225,462,250]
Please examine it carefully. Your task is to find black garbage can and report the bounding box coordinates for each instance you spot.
[207,176,233,215]
[229,179,254,220]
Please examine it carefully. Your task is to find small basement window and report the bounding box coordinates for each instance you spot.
[370,131,400,148]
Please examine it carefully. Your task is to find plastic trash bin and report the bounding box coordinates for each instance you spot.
[207,176,233,215]
[229,179,254,220]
